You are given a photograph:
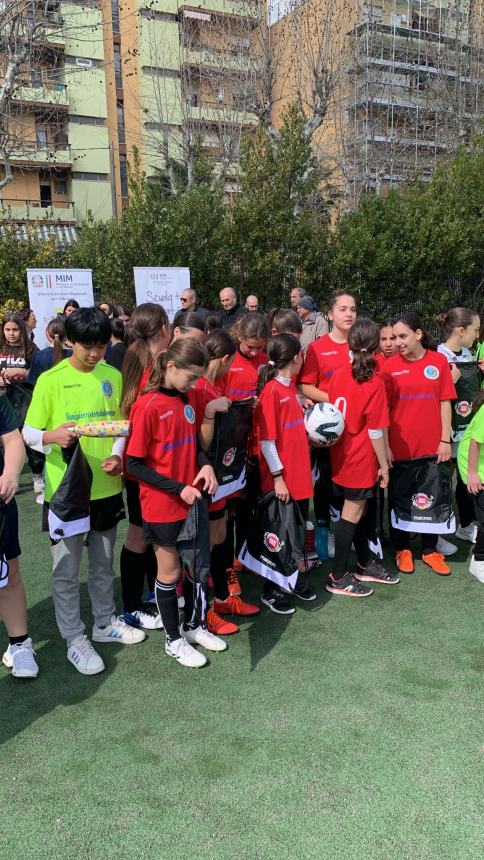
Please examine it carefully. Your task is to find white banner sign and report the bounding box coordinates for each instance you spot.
[133,267,190,322]
[27,268,94,348]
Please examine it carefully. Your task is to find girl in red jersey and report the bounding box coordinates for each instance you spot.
[196,330,260,634]
[383,312,456,576]
[300,291,357,546]
[268,308,303,339]
[127,338,226,668]
[375,318,397,370]
[119,304,170,631]
[256,334,317,613]
[326,319,399,597]
[171,311,206,343]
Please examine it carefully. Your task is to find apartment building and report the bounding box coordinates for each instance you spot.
[269,0,484,203]
[0,0,115,232]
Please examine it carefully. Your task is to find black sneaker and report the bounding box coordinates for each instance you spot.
[293,575,317,602]
[261,589,296,615]
[354,560,400,585]
[325,572,373,598]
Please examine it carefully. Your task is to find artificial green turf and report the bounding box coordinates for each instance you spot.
[1,473,483,859]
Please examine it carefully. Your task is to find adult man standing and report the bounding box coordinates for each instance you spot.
[180,288,209,319]
[296,295,329,353]
[245,295,259,312]
[219,288,246,329]
[290,287,307,309]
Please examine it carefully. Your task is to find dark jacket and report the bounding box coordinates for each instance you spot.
[220,303,247,330]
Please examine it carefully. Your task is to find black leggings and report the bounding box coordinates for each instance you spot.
[392,529,437,554]
[471,490,484,561]
[312,447,342,524]
[455,464,475,528]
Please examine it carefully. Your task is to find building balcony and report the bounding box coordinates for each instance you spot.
[0,198,76,223]
[10,143,72,168]
[346,132,446,151]
[12,83,69,110]
[182,46,255,74]
[185,99,258,124]
[179,2,260,23]
[349,55,477,86]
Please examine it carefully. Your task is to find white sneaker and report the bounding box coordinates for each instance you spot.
[469,557,484,583]
[2,638,38,678]
[122,608,163,630]
[67,635,105,675]
[327,533,335,558]
[436,536,458,556]
[33,476,45,494]
[92,615,146,644]
[182,625,227,652]
[165,636,207,667]
[455,523,477,543]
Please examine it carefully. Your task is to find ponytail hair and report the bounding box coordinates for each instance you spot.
[121,303,169,416]
[232,311,269,344]
[204,329,236,361]
[257,333,301,394]
[435,307,478,337]
[394,311,437,351]
[348,319,379,383]
[144,337,208,393]
[46,317,66,366]
[268,308,303,336]
[171,310,205,339]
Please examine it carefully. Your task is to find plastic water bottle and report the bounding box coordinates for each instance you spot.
[316,520,329,561]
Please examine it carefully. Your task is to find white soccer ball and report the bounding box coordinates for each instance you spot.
[304,402,345,446]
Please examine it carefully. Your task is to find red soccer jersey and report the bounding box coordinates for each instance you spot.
[256,378,313,501]
[299,334,350,394]
[328,364,389,489]
[127,388,204,523]
[374,352,393,371]
[216,350,268,400]
[382,350,456,461]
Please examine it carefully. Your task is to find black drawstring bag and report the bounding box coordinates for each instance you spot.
[48,442,93,540]
[238,491,305,592]
[451,362,480,443]
[0,502,10,589]
[176,498,210,629]
[6,381,33,428]
[209,398,253,502]
[390,456,455,535]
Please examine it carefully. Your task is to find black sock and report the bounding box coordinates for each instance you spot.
[183,576,208,630]
[353,516,371,568]
[155,581,181,643]
[333,518,357,580]
[9,633,28,646]
[144,546,157,593]
[210,543,229,601]
[120,546,145,612]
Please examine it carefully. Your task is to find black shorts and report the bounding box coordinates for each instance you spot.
[125,477,142,527]
[333,483,375,501]
[0,499,21,561]
[42,492,125,534]
[143,519,186,547]
[208,505,226,522]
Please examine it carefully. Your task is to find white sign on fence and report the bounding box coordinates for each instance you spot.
[133,267,190,322]
[27,268,94,348]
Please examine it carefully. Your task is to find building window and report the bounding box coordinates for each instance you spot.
[114,44,122,89]
[119,155,128,197]
[54,179,67,195]
[40,181,52,207]
[69,115,106,126]
[71,172,109,181]
[117,102,126,144]
[36,124,48,147]
[112,0,120,33]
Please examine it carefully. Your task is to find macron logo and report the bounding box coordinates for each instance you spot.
[159,411,174,421]
[392,370,410,376]
[320,351,338,356]
[279,397,290,403]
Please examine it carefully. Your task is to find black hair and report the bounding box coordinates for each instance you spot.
[98,300,114,316]
[380,317,395,330]
[327,289,357,312]
[65,307,112,345]
[205,329,237,360]
[394,311,437,351]
[172,310,206,335]
[111,318,126,342]
[348,319,380,383]
[268,308,303,335]
[257,333,301,394]
[232,312,270,343]
[435,307,479,337]
[113,305,131,319]
[204,311,224,334]
[63,299,80,314]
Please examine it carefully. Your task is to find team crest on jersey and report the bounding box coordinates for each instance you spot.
[102,380,113,397]
[264,532,285,553]
[455,400,472,417]
[184,405,196,424]
[412,493,434,511]
[424,365,439,380]
[222,447,236,467]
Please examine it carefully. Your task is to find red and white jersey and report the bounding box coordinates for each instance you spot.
[216,349,268,400]
[328,365,389,489]
[382,350,456,461]
[256,378,312,501]
[127,388,204,523]
[299,334,350,394]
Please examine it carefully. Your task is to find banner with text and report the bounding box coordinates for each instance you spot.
[27,269,94,348]
[133,267,190,322]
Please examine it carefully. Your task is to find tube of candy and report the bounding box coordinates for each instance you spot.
[73,420,131,437]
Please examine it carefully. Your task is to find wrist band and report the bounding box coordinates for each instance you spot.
[204,414,215,420]
[440,440,450,444]
[272,471,283,478]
